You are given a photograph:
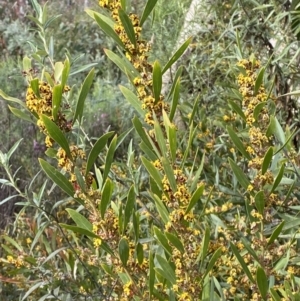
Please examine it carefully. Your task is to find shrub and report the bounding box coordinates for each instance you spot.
[1,0,300,300]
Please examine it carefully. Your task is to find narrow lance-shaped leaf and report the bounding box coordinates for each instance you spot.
[267,221,285,245]
[140,0,159,26]
[101,179,113,218]
[85,131,114,176]
[141,156,162,189]
[30,78,41,98]
[61,57,70,88]
[202,247,222,280]
[262,147,273,175]
[41,115,71,158]
[227,126,251,160]
[52,84,62,121]
[256,266,268,299]
[162,37,192,74]
[103,135,117,183]
[161,157,177,192]
[253,102,267,121]
[228,158,250,190]
[66,209,92,231]
[73,68,95,124]
[39,159,74,198]
[167,66,182,100]
[270,163,285,194]
[254,67,265,96]
[0,89,27,108]
[118,9,136,47]
[185,184,205,215]
[165,232,184,254]
[132,116,153,150]
[119,237,130,266]
[228,100,246,121]
[94,13,124,49]
[54,62,64,83]
[155,254,176,284]
[254,191,265,216]
[153,60,162,103]
[154,226,172,256]
[120,85,144,117]
[169,78,180,122]
[123,185,135,233]
[8,106,34,124]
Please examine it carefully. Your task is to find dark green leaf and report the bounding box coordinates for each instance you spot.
[270,163,285,194]
[165,232,184,254]
[152,193,170,224]
[39,159,74,198]
[41,115,71,158]
[149,252,155,297]
[101,179,113,218]
[167,66,182,100]
[66,209,92,231]
[8,106,35,124]
[73,68,95,124]
[228,158,250,190]
[227,126,251,160]
[168,124,177,163]
[241,237,260,262]
[169,78,180,122]
[155,254,176,284]
[228,100,246,121]
[256,266,268,299]
[161,157,177,192]
[140,0,159,26]
[267,221,284,246]
[94,13,124,49]
[162,37,192,74]
[154,226,172,256]
[202,247,222,279]
[270,288,281,301]
[153,116,167,156]
[74,167,86,192]
[230,242,255,283]
[201,227,210,266]
[123,185,135,232]
[132,116,153,149]
[262,147,273,175]
[136,242,144,265]
[103,135,117,183]
[30,78,41,98]
[254,67,265,96]
[185,184,204,214]
[153,60,162,103]
[52,84,62,121]
[118,9,136,47]
[254,191,265,215]
[141,156,162,189]
[120,85,144,117]
[85,131,114,176]
[119,237,130,266]
[253,102,267,121]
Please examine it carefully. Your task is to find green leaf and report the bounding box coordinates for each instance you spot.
[153,116,167,156]
[190,151,205,192]
[66,209,92,230]
[227,126,251,160]
[0,89,27,108]
[230,242,255,283]
[228,100,246,121]
[154,226,172,256]
[39,159,74,198]
[270,288,281,301]
[140,0,159,26]
[104,49,137,77]
[139,141,157,161]
[253,102,267,121]
[8,105,35,124]
[266,116,285,143]
[1,235,23,252]
[136,242,144,265]
[118,9,136,47]
[185,184,205,214]
[161,157,177,192]
[73,68,95,124]
[254,67,265,96]
[23,55,32,71]
[202,247,222,279]
[267,221,284,245]
[262,147,273,175]
[165,232,184,254]
[256,266,268,299]
[270,163,285,194]
[30,78,41,98]
[153,61,162,103]
[254,191,265,215]
[74,167,86,192]
[21,282,45,301]
[167,66,182,100]
[61,57,70,88]
[85,131,114,176]
[169,78,180,122]
[94,13,124,49]
[201,227,210,266]
[103,135,117,183]
[123,185,135,233]
[149,252,155,297]
[241,237,260,262]
[54,61,64,83]
[162,37,192,74]
[155,254,176,284]
[120,85,144,117]
[52,84,62,121]
[228,158,250,190]
[167,124,177,163]
[132,116,153,149]
[141,157,162,189]
[152,193,170,225]
[101,179,113,218]
[119,237,130,266]
[41,115,71,158]
[85,9,115,28]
